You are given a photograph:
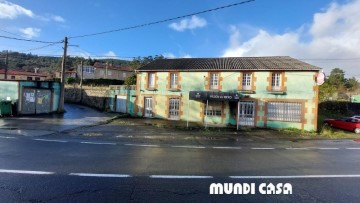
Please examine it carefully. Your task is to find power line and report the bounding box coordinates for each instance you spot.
[0,28,24,38]
[69,0,255,39]
[0,35,62,44]
[18,42,62,53]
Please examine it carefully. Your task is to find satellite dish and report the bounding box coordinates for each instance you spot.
[316,71,325,86]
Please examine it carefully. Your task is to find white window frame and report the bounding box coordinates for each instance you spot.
[122,72,127,78]
[210,73,219,90]
[99,70,105,76]
[169,98,180,119]
[205,101,222,116]
[84,66,95,74]
[242,73,252,90]
[272,73,282,91]
[170,73,178,89]
[108,70,112,76]
[148,73,155,88]
[267,102,302,122]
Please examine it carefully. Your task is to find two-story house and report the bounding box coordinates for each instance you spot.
[77,62,133,80]
[0,69,48,81]
[135,56,321,131]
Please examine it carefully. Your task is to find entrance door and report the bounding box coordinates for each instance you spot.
[238,101,255,126]
[35,89,52,114]
[115,95,127,113]
[144,97,153,118]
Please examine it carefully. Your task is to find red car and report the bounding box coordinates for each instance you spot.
[324,118,360,134]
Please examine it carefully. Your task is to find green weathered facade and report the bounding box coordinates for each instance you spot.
[0,80,60,115]
[135,57,320,131]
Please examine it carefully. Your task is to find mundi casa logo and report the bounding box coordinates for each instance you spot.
[209,182,292,195]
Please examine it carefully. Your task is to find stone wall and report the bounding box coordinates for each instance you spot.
[65,85,111,110]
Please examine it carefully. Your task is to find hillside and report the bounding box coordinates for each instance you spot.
[0,51,132,74]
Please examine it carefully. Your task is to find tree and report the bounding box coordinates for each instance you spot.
[319,82,337,101]
[124,74,136,86]
[327,68,346,88]
[344,77,358,91]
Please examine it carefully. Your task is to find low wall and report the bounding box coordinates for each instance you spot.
[65,85,111,110]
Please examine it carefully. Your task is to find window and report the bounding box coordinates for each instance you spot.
[271,73,282,91]
[205,101,222,116]
[35,77,40,81]
[123,73,127,78]
[267,102,302,122]
[27,77,32,81]
[170,73,178,89]
[169,98,180,119]
[108,70,112,76]
[84,66,95,74]
[242,73,252,90]
[11,76,15,80]
[148,73,155,88]
[210,73,219,90]
[100,70,105,75]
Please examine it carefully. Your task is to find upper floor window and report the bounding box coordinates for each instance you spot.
[100,70,105,75]
[35,77,40,81]
[271,72,282,91]
[242,73,252,90]
[11,76,15,80]
[148,73,155,88]
[210,73,219,90]
[84,66,95,74]
[108,70,112,76]
[27,77,32,81]
[123,73,127,78]
[170,73,178,89]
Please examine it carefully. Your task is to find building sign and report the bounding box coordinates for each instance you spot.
[189,91,241,101]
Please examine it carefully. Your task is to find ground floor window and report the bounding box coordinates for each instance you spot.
[205,101,222,116]
[169,98,180,119]
[267,101,302,122]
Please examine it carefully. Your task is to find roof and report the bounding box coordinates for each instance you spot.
[92,62,133,72]
[138,56,321,72]
[0,69,49,77]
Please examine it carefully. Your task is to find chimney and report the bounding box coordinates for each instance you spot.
[34,68,39,73]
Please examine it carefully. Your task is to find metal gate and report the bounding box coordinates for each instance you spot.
[22,88,52,114]
[238,101,255,126]
[115,95,127,113]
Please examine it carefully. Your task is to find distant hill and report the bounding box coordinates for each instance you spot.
[0,51,132,74]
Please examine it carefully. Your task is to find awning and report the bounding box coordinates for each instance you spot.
[189,91,241,101]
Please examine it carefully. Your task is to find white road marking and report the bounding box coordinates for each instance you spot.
[34,139,68,143]
[125,144,159,147]
[285,148,308,150]
[0,136,17,139]
[80,142,116,145]
[150,175,213,179]
[0,169,54,175]
[172,146,206,149]
[230,175,360,179]
[317,148,339,150]
[69,173,131,178]
[251,148,275,150]
[212,147,242,149]
[346,148,360,150]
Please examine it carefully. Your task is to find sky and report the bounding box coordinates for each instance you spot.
[0,0,359,78]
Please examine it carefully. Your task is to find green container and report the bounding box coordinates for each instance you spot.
[0,101,12,116]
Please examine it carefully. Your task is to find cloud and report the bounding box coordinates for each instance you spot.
[169,15,207,32]
[51,15,65,22]
[104,51,118,59]
[163,52,192,59]
[0,0,34,19]
[221,0,360,77]
[19,27,41,39]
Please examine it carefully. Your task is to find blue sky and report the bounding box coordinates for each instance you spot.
[0,0,359,78]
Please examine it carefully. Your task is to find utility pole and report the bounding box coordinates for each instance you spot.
[80,60,83,102]
[4,50,8,80]
[58,37,68,113]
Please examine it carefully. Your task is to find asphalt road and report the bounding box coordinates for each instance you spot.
[0,135,360,202]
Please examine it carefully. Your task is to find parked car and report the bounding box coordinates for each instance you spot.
[323,117,360,134]
[351,115,360,119]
